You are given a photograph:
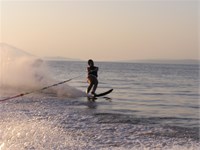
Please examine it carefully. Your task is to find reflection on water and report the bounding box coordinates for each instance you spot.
[0,96,199,150]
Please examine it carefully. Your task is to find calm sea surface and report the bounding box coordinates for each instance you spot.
[48,61,199,128]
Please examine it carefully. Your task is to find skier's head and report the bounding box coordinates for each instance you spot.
[88,59,94,66]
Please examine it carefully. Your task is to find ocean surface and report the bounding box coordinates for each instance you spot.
[0,60,199,150]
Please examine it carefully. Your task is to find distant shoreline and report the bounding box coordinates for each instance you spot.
[43,56,81,62]
[45,59,199,65]
[122,59,200,65]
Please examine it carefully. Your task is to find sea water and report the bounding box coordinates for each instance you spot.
[0,60,199,149]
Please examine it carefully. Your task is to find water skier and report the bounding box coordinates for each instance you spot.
[86,59,98,96]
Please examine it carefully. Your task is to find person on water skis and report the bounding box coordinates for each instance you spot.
[86,59,98,96]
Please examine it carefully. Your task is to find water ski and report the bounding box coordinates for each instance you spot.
[87,89,113,99]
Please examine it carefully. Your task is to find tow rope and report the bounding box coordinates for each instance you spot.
[0,75,82,102]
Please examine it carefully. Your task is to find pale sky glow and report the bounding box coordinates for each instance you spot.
[0,0,199,61]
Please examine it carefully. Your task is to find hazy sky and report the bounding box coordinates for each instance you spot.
[0,0,199,61]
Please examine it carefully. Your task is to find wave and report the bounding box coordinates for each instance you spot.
[94,113,200,140]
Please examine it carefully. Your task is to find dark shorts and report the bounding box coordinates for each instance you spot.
[87,75,98,85]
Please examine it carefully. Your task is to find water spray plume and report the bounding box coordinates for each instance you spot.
[0,43,85,100]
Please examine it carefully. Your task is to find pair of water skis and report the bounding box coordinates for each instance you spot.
[87,89,113,101]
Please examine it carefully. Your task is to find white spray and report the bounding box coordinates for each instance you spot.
[0,43,85,98]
